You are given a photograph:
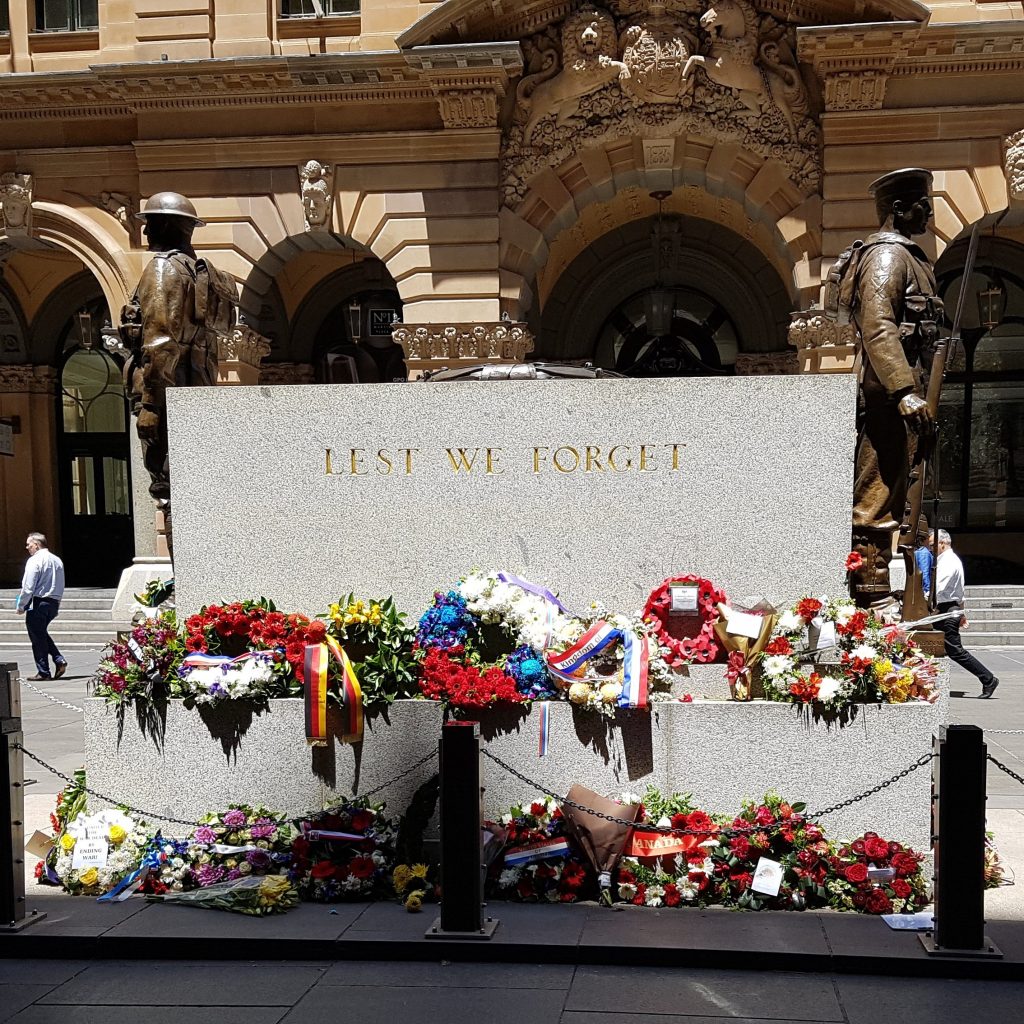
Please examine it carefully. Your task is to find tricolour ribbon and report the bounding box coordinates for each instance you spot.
[503,837,570,866]
[537,701,551,758]
[545,621,649,709]
[302,637,363,747]
[181,651,256,670]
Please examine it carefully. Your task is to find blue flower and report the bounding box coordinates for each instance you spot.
[506,645,557,699]
[417,590,477,651]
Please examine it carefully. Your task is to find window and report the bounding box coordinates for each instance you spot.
[1,5,9,33]
[280,0,358,18]
[35,0,98,32]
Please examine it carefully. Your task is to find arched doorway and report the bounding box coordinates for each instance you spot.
[56,298,134,585]
[535,213,793,373]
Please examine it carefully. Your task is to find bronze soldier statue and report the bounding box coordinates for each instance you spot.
[121,192,237,558]
[846,168,941,608]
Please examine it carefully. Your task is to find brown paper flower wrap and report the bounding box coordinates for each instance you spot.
[561,785,641,906]
[713,601,779,701]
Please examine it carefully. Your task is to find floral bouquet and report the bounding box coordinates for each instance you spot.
[486,796,592,903]
[392,862,433,912]
[616,786,722,908]
[415,582,530,712]
[139,835,194,895]
[708,792,833,912]
[324,595,418,707]
[545,603,675,716]
[51,806,151,897]
[93,611,182,708]
[146,875,299,915]
[762,597,940,709]
[289,800,397,902]
[711,599,778,701]
[188,804,294,887]
[827,831,929,914]
[37,768,89,885]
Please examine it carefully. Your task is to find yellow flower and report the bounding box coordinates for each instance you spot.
[60,833,76,852]
[410,863,429,880]
[78,867,99,888]
[599,681,623,705]
[392,864,412,894]
[368,604,383,626]
[258,876,291,906]
[405,893,423,913]
[568,682,591,705]
[873,659,895,679]
[108,824,127,845]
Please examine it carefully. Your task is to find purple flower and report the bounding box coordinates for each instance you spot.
[193,825,217,844]
[196,864,226,887]
[226,869,242,881]
[246,849,272,871]
[223,809,247,828]
[250,824,277,840]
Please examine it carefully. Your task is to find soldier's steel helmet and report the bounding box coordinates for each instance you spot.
[134,192,206,226]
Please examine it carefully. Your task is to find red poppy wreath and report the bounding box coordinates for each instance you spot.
[643,575,727,667]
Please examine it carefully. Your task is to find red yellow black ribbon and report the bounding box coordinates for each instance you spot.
[302,637,363,746]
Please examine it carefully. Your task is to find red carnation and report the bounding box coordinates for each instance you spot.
[348,855,375,880]
[891,852,919,878]
[530,802,546,817]
[844,863,869,884]
[845,551,865,573]
[730,836,751,859]
[796,597,823,621]
[864,837,891,861]
[686,810,716,835]
[561,861,586,889]
[764,636,793,656]
[865,889,893,915]
[663,883,682,908]
[754,805,775,827]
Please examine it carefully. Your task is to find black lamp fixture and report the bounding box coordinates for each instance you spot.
[646,190,673,337]
[77,309,94,351]
[347,297,362,343]
[976,221,1007,333]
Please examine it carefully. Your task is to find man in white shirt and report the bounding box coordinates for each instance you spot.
[15,532,67,681]
[934,530,998,698]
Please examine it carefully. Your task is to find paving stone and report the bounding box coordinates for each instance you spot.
[565,966,843,1021]
[0,987,59,1024]
[38,963,325,1006]
[9,1009,287,1024]
[560,1017,841,1024]
[0,962,88,986]
[282,983,567,1024]
[837,974,1024,1024]
[18,892,149,936]
[320,960,574,988]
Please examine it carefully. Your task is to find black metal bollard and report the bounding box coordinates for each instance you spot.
[922,724,1000,958]
[1,663,44,931]
[427,721,498,939]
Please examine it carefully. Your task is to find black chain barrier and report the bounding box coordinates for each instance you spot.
[355,748,438,799]
[481,747,936,834]
[987,753,1024,789]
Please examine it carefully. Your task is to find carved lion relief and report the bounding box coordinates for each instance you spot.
[504,1,819,209]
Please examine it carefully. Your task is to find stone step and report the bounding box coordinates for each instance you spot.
[963,597,1024,610]
[964,619,1024,633]
[963,633,1024,647]
[955,607,1024,620]
[0,610,123,624]
[964,586,1024,598]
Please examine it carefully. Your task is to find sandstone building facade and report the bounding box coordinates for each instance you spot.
[0,0,1022,585]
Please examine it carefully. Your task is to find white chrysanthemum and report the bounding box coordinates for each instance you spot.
[656,816,672,829]
[498,867,521,888]
[763,655,794,677]
[459,573,489,604]
[778,610,804,632]
[834,603,857,626]
[816,676,843,702]
[645,884,665,907]
[618,882,637,900]
[676,877,698,901]
[851,644,877,661]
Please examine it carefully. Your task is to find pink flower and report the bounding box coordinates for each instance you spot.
[193,826,217,844]
[223,809,247,828]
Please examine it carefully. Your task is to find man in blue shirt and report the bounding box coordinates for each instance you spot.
[16,532,67,681]
[914,520,934,597]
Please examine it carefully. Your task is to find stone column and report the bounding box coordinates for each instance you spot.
[392,321,535,379]
[788,310,858,375]
[217,323,272,386]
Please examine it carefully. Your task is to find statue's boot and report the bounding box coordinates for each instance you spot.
[850,529,894,613]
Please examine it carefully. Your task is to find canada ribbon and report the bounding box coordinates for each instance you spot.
[545,621,650,709]
[302,638,363,747]
[625,829,704,861]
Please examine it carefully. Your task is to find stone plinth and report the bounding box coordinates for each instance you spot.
[84,681,946,850]
[168,375,858,618]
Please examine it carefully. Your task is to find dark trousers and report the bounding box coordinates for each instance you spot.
[25,598,64,677]
[938,601,995,687]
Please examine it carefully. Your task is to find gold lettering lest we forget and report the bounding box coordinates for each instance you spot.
[325,444,685,476]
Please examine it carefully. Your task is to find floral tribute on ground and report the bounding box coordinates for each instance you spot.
[761,597,940,709]
[187,804,294,887]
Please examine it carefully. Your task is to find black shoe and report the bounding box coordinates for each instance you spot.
[981,678,1000,699]
[26,673,51,681]
[54,662,67,679]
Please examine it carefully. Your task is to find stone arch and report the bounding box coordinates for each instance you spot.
[500,135,822,320]
[28,270,107,366]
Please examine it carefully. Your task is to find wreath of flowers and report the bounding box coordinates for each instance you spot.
[486,797,592,903]
[51,806,150,897]
[188,804,294,888]
[762,597,940,708]
[93,611,183,708]
[642,576,727,666]
[828,831,929,914]
[290,800,397,902]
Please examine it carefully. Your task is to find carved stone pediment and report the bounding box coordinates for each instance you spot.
[503,1,819,209]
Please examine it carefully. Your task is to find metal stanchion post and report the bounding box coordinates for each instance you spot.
[427,721,498,939]
[921,724,1000,958]
[1,662,45,931]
